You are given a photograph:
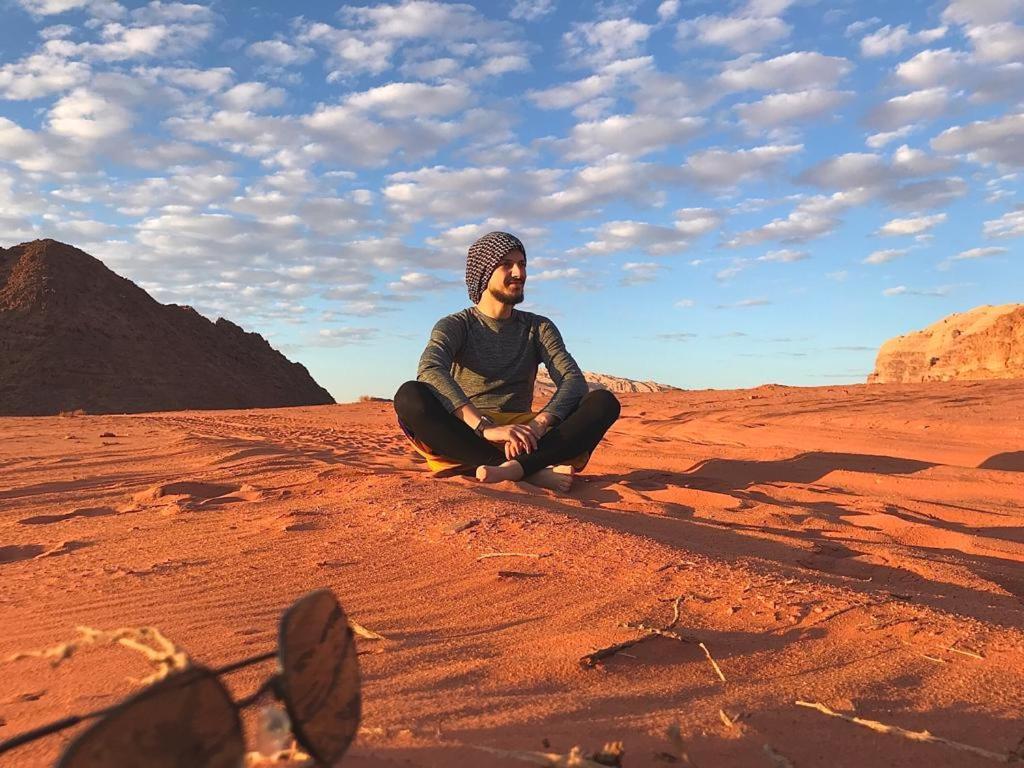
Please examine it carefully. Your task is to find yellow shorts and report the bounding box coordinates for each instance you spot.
[402,410,591,477]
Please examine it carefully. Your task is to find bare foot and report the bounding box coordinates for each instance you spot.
[475,460,525,484]
[524,465,574,494]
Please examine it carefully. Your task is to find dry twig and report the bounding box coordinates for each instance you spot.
[477,552,550,561]
[349,621,387,641]
[796,700,1012,763]
[471,744,613,767]
[699,642,726,683]
[7,626,189,685]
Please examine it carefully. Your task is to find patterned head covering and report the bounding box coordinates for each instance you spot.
[465,231,526,305]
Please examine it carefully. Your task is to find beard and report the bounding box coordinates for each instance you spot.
[489,282,525,305]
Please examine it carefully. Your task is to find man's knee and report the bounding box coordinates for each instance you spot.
[394,380,431,421]
[585,388,620,423]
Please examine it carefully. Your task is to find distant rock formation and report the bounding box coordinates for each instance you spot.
[0,239,334,415]
[535,365,678,397]
[868,304,1024,384]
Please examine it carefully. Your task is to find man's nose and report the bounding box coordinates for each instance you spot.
[511,263,525,279]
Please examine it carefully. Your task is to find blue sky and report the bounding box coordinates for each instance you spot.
[1,0,1021,401]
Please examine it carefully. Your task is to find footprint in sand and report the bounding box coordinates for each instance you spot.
[131,481,264,511]
[0,540,90,564]
[0,544,47,564]
[19,506,117,526]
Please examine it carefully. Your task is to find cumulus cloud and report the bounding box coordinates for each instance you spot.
[48,87,133,140]
[876,213,946,236]
[735,89,852,129]
[863,247,908,264]
[0,50,90,99]
[984,207,1024,237]
[564,18,652,65]
[860,24,947,57]
[218,82,286,111]
[718,51,852,92]
[882,284,951,297]
[679,12,791,53]
[575,210,719,256]
[867,87,951,130]
[561,114,703,160]
[510,0,555,21]
[247,39,314,66]
[758,248,807,262]
[679,143,802,188]
[620,262,662,286]
[931,112,1024,167]
[939,245,1008,269]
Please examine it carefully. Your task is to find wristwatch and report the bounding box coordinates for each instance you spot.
[474,415,494,437]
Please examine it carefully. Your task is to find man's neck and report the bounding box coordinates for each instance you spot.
[475,296,514,319]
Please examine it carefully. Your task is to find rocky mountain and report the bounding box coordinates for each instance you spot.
[868,304,1024,384]
[535,365,678,396]
[0,239,334,416]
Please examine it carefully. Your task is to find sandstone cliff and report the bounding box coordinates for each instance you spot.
[868,304,1024,383]
[535,365,678,397]
[0,239,335,415]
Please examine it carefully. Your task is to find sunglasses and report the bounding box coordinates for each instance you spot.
[0,589,361,767]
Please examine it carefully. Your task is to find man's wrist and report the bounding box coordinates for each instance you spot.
[473,415,495,437]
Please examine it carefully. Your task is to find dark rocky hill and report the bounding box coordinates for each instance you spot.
[0,239,334,415]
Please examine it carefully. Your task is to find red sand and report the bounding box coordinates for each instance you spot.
[1,381,1023,766]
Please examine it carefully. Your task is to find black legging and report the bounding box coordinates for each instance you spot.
[394,381,620,477]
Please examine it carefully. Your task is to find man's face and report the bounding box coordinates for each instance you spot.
[485,249,526,305]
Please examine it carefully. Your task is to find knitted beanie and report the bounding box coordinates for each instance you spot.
[465,231,526,305]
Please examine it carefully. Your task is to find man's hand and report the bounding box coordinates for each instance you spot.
[482,423,538,458]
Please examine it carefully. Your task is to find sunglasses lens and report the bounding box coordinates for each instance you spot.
[58,667,243,768]
[279,590,360,766]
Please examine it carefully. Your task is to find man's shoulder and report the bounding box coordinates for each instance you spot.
[432,308,474,329]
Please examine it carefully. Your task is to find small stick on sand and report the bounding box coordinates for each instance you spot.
[795,700,1012,763]
[763,744,795,768]
[580,637,651,668]
[477,552,550,561]
[949,645,984,660]
[699,642,726,683]
[922,654,946,663]
[471,744,612,767]
[349,621,387,641]
[667,593,685,629]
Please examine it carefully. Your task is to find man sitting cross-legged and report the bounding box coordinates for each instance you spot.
[393,231,620,494]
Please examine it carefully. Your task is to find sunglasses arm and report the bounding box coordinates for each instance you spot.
[0,650,278,758]
[0,713,97,757]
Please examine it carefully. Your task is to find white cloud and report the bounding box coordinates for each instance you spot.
[758,248,807,262]
[876,213,946,236]
[564,18,652,65]
[866,126,915,149]
[577,220,697,256]
[346,81,471,118]
[562,114,703,160]
[528,73,616,110]
[735,89,852,128]
[247,40,314,66]
[0,50,90,99]
[48,87,132,140]
[716,298,771,308]
[932,112,1024,167]
[657,1,680,22]
[679,143,802,188]
[860,24,947,57]
[674,298,695,308]
[895,47,967,88]
[863,247,908,264]
[532,267,582,282]
[620,262,661,286]
[679,14,791,53]
[317,327,379,346]
[387,271,457,293]
[718,51,852,92]
[942,0,1021,26]
[218,82,286,111]
[510,0,555,21]
[882,284,951,297]
[984,207,1024,238]
[940,245,1007,269]
[965,23,1024,62]
[867,87,951,130]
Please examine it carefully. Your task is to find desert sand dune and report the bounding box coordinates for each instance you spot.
[1,381,1023,766]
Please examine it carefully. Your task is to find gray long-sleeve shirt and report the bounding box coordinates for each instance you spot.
[417,307,588,421]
